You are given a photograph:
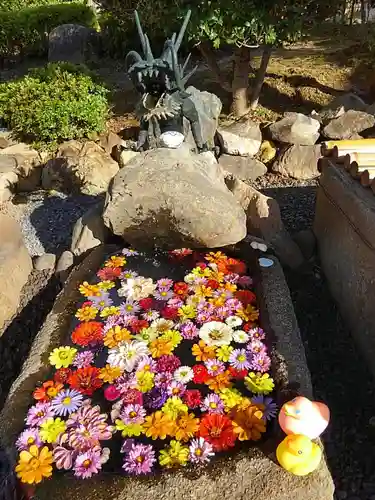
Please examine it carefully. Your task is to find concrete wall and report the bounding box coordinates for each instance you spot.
[314,161,375,378]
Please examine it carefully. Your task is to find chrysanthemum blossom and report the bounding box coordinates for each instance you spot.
[189,437,214,464]
[118,277,156,300]
[51,389,83,416]
[107,340,149,372]
[123,443,156,475]
[199,321,233,346]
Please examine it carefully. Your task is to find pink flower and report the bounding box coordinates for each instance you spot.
[73,449,103,478]
[123,443,156,475]
[104,385,121,401]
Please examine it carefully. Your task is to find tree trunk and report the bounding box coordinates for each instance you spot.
[360,0,367,22]
[349,0,355,25]
[198,41,231,92]
[249,46,272,110]
[231,46,251,117]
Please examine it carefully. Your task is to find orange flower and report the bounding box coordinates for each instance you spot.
[71,321,103,347]
[174,413,199,442]
[78,281,101,297]
[33,381,63,402]
[143,411,175,440]
[205,251,228,264]
[103,326,131,348]
[192,340,216,362]
[99,365,123,383]
[231,404,266,441]
[218,257,247,275]
[68,367,103,396]
[150,338,174,358]
[206,370,232,392]
[237,304,259,322]
[104,255,126,268]
[199,414,236,451]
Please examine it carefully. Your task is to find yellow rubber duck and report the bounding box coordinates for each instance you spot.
[276,434,322,476]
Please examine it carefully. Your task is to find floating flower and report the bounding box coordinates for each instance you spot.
[123,443,156,475]
[71,322,103,347]
[134,326,158,344]
[143,388,168,410]
[26,403,54,427]
[136,370,155,393]
[90,293,114,312]
[104,326,132,348]
[160,329,182,348]
[229,348,251,370]
[162,397,188,420]
[199,414,237,451]
[244,372,275,395]
[150,338,175,358]
[54,367,72,384]
[215,345,233,362]
[189,437,214,464]
[143,411,175,440]
[201,394,224,414]
[228,367,247,380]
[75,304,98,322]
[178,305,196,321]
[73,449,104,479]
[159,440,189,468]
[192,340,216,362]
[79,282,101,297]
[121,270,139,281]
[16,445,53,484]
[67,403,113,444]
[118,277,156,300]
[151,318,174,333]
[246,339,266,355]
[225,316,243,328]
[247,327,266,340]
[105,255,127,268]
[49,346,77,369]
[156,354,181,373]
[173,366,194,384]
[136,356,157,373]
[33,381,63,402]
[154,289,173,301]
[204,358,225,376]
[51,389,83,416]
[100,306,120,318]
[154,372,173,389]
[173,282,189,297]
[199,321,232,347]
[180,321,198,339]
[161,306,179,321]
[231,404,266,441]
[99,364,123,383]
[182,389,202,409]
[122,248,139,257]
[39,417,66,443]
[97,267,122,281]
[167,381,186,398]
[98,280,116,291]
[107,340,149,372]
[104,385,121,401]
[116,419,144,437]
[206,370,232,392]
[250,352,271,373]
[174,413,199,441]
[251,395,277,421]
[121,404,146,425]
[130,318,149,333]
[120,299,141,316]
[192,364,210,384]
[142,309,160,321]
[237,304,259,322]
[68,366,103,395]
[16,429,42,451]
[219,388,244,411]
[232,330,249,343]
[73,350,95,368]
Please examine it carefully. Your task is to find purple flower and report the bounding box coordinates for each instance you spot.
[73,350,94,368]
[120,270,139,280]
[196,311,214,324]
[122,248,139,257]
[156,355,181,373]
[120,299,140,316]
[123,443,156,475]
[120,314,138,327]
[51,389,84,417]
[154,372,173,389]
[74,449,103,478]
[250,352,271,373]
[247,339,266,355]
[167,381,186,398]
[141,310,160,321]
[153,289,173,301]
[26,402,54,426]
[237,275,253,287]
[16,428,42,451]
[204,359,225,376]
[121,439,135,453]
[248,327,266,341]
[214,306,231,320]
[90,292,113,310]
[136,356,157,373]
[224,273,240,284]
[167,297,184,308]
[157,278,173,289]
[143,388,168,410]
[229,348,252,370]
[213,289,233,301]
[225,298,242,311]
[251,395,277,420]
[67,403,113,448]
[180,321,198,339]
[120,404,146,425]
[189,437,214,463]
[200,394,224,414]
[53,442,75,470]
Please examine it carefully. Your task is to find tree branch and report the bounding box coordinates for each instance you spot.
[198,41,232,93]
[249,46,272,110]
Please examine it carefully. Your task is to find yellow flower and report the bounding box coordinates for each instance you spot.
[191,266,212,278]
[143,411,175,440]
[209,270,225,283]
[39,418,66,443]
[231,405,266,441]
[191,340,216,362]
[134,327,158,344]
[103,326,131,348]
[49,346,77,369]
[209,297,226,307]
[99,364,123,383]
[160,330,182,348]
[136,370,155,392]
[16,445,53,484]
[150,338,174,358]
[162,397,188,420]
[174,413,199,442]
[224,282,237,293]
[236,304,259,322]
[219,388,243,411]
[178,305,196,321]
[105,255,126,268]
[100,306,120,318]
[75,305,98,322]
[244,372,274,395]
[216,345,233,362]
[78,281,101,297]
[115,419,143,437]
[159,440,189,468]
[193,285,213,298]
[98,280,115,291]
[205,251,227,263]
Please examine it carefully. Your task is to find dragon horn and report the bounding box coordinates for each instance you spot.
[169,41,183,90]
[134,10,147,57]
[125,50,143,72]
[182,64,198,86]
[144,34,154,62]
[182,53,191,74]
[174,10,191,53]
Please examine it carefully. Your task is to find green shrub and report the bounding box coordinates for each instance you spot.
[0,0,82,11]
[0,3,97,59]
[0,63,109,148]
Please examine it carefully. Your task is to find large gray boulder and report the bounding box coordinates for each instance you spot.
[219,154,267,182]
[217,119,262,156]
[48,24,99,64]
[323,110,375,140]
[272,145,322,180]
[103,146,246,248]
[183,86,222,150]
[269,112,320,145]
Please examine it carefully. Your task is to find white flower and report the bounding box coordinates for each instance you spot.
[118,277,156,300]
[151,318,174,333]
[174,366,194,384]
[225,316,243,328]
[107,340,149,372]
[232,330,249,343]
[199,321,233,346]
[133,327,159,344]
[184,273,197,284]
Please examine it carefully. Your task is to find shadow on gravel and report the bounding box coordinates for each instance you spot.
[0,275,61,412]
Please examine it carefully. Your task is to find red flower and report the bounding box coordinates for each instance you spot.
[71,321,103,347]
[183,389,202,409]
[104,385,121,401]
[235,290,256,306]
[54,368,72,384]
[228,367,248,380]
[68,367,103,395]
[139,298,155,310]
[193,364,210,384]
[199,414,237,451]
[81,301,93,308]
[173,282,189,296]
[206,279,219,290]
[196,262,207,269]
[130,319,149,333]
[33,381,63,402]
[243,322,255,332]
[161,306,179,320]
[218,258,247,275]
[97,267,122,280]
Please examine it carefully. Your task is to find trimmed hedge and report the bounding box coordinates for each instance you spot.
[0,63,109,148]
[0,0,81,12]
[0,3,97,59]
